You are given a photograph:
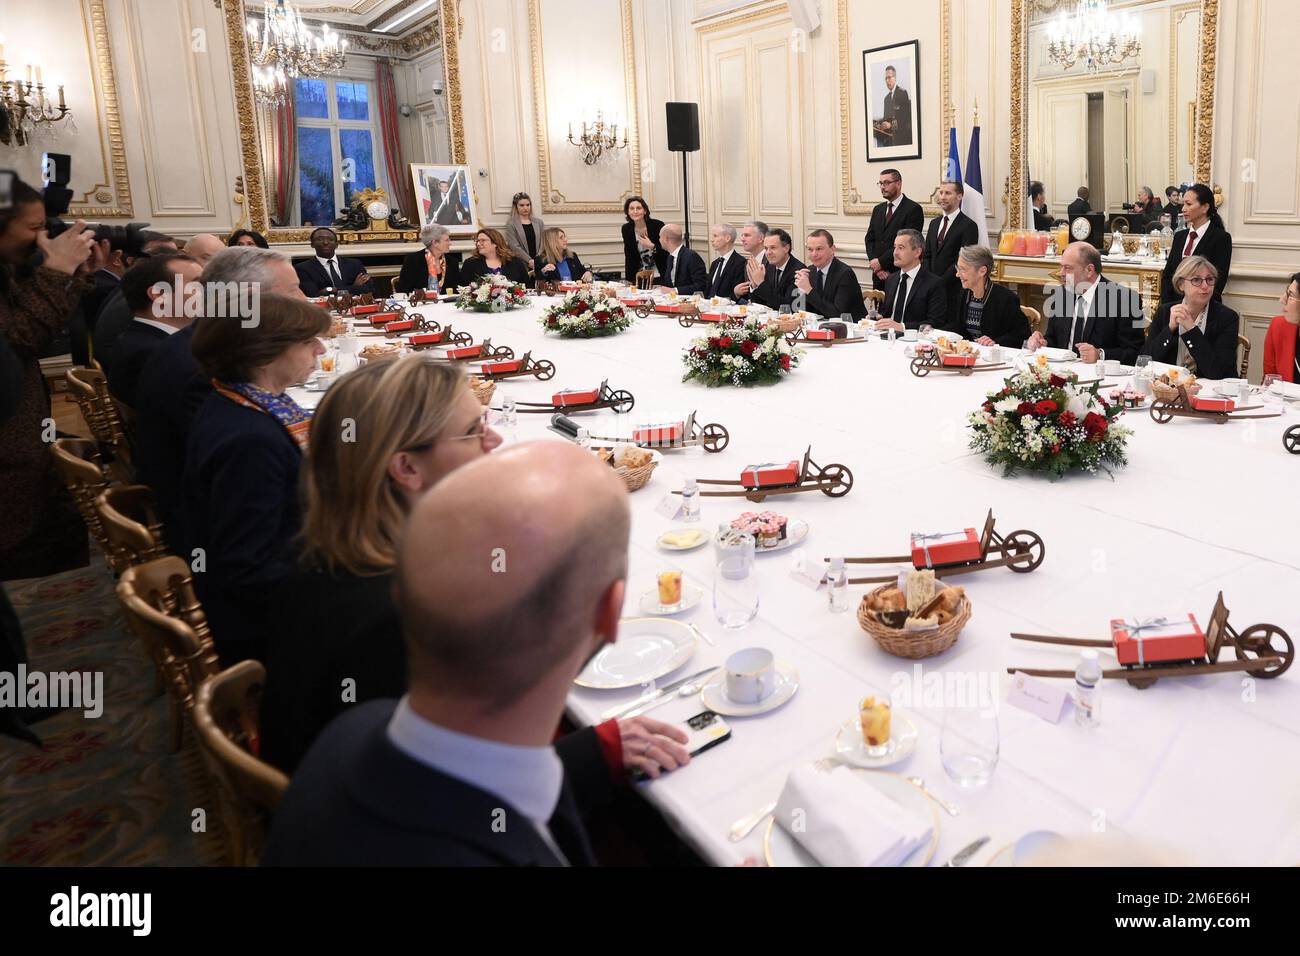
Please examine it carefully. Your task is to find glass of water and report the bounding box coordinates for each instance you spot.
[940,705,999,789]
[713,531,759,629]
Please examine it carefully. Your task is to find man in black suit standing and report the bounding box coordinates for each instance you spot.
[874,230,947,334]
[1067,186,1091,220]
[704,223,747,300]
[874,65,913,147]
[924,180,980,316]
[748,228,803,310]
[655,223,708,295]
[1026,242,1145,365]
[294,227,375,298]
[263,442,693,866]
[864,169,923,286]
[794,229,866,320]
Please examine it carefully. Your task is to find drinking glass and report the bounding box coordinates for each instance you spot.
[713,532,759,629]
[940,705,999,789]
[1262,373,1282,408]
[919,323,934,340]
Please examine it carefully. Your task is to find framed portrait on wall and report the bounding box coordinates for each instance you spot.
[863,40,921,163]
[410,164,478,235]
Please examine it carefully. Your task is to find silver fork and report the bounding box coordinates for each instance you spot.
[728,802,776,842]
[686,622,715,647]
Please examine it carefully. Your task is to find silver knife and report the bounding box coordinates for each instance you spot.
[941,836,990,867]
[599,667,718,721]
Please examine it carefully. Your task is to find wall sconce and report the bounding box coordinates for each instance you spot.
[0,53,74,147]
[567,110,627,165]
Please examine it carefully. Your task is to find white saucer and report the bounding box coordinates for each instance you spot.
[720,518,809,555]
[833,711,920,768]
[699,663,799,716]
[986,830,1067,867]
[1213,384,1244,399]
[656,527,711,552]
[637,583,703,616]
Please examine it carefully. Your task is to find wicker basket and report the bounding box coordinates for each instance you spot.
[856,583,972,660]
[768,315,803,334]
[616,459,658,492]
[468,377,496,406]
[1150,377,1201,403]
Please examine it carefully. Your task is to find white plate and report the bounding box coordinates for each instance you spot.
[763,770,940,867]
[1036,347,1077,362]
[986,830,1067,867]
[1213,384,1245,399]
[924,330,963,342]
[638,583,704,616]
[833,711,920,768]
[699,662,799,717]
[1103,365,1135,377]
[574,617,696,689]
[656,527,711,552]
[719,518,809,555]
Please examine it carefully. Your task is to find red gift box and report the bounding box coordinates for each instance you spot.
[444,344,481,359]
[1191,396,1235,412]
[552,388,600,407]
[633,422,684,446]
[410,333,444,348]
[805,329,835,340]
[558,281,581,292]
[368,312,402,326]
[656,303,689,314]
[739,461,800,488]
[1110,615,1205,666]
[910,529,981,568]
[699,312,726,322]
[482,359,522,375]
[384,319,416,332]
[941,354,978,367]
[353,304,382,315]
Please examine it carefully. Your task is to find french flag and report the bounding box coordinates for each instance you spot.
[963,126,990,248]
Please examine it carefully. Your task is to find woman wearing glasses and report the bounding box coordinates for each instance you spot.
[1142,255,1240,380]
[1263,272,1300,384]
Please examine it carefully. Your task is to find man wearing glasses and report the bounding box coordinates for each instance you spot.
[864,169,923,286]
[1141,255,1240,380]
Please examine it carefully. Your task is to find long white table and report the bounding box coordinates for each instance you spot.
[298,295,1300,866]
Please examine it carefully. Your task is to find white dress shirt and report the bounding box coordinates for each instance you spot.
[316,256,343,285]
[895,264,921,320]
[1182,222,1208,257]
[131,317,180,336]
[1066,280,1101,350]
[711,250,734,292]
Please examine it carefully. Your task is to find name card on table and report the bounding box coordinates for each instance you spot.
[655,494,684,520]
[1006,672,1071,723]
[788,549,827,592]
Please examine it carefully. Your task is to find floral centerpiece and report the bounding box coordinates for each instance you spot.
[539,290,633,338]
[455,273,529,313]
[968,359,1133,478]
[682,317,801,387]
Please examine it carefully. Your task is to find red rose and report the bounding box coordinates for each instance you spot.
[1016,402,1034,416]
[597,315,607,324]
[719,337,734,349]
[1083,412,1107,440]
[708,337,721,348]
[1049,374,1066,387]
[1034,400,1058,416]
[1058,411,1077,428]
[740,340,758,357]
[780,354,791,370]
[1051,443,1061,454]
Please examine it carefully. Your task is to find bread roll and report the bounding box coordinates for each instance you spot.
[904,570,936,614]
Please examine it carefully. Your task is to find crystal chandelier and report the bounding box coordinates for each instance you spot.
[567,111,628,166]
[1045,0,1141,72]
[0,58,74,148]
[246,0,347,101]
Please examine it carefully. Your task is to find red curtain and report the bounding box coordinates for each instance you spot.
[376,60,416,223]
[257,95,297,226]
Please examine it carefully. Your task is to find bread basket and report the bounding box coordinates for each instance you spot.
[856,582,972,659]
[468,376,496,406]
[616,458,658,492]
[1150,376,1201,403]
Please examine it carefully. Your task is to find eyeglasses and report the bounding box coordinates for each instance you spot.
[405,410,493,452]
[877,180,899,187]
[1185,276,1216,287]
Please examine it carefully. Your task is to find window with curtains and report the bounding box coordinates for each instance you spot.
[293,77,390,227]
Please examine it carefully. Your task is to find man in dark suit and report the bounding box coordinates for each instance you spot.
[1067,186,1091,220]
[294,227,375,298]
[1159,185,1231,304]
[874,65,913,147]
[924,180,980,316]
[704,223,748,300]
[1026,242,1145,365]
[103,252,202,408]
[654,223,707,295]
[748,228,803,310]
[794,229,866,321]
[263,442,693,866]
[873,229,947,333]
[864,169,923,285]
[428,176,470,226]
[90,232,181,362]
[70,248,124,366]
[1162,186,1183,223]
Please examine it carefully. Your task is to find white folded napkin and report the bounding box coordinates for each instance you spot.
[1271,380,1300,399]
[1035,346,1076,362]
[774,766,932,867]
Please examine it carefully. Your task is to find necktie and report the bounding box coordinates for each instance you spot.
[711,257,723,295]
[813,268,825,296]
[937,216,949,246]
[896,272,910,322]
[1069,295,1086,350]
[885,202,894,226]
[327,259,342,288]
[671,254,679,286]
[1183,230,1197,257]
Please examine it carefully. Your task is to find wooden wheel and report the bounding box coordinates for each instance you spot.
[634,305,653,319]
[1234,624,1294,678]
[609,390,635,413]
[909,357,931,378]
[744,491,768,503]
[450,331,474,346]
[818,463,853,498]
[700,423,730,453]
[1284,425,1300,454]
[678,315,693,328]
[490,345,514,360]
[1002,530,1045,573]
[1125,675,1159,689]
[534,360,557,381]
[1150,401,1174,424]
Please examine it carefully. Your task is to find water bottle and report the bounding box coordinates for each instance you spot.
[681,478,701,522]
[575,427,590,450]
[827,557,850,612]
[1074,649,1102,728]
[502,396,517,429]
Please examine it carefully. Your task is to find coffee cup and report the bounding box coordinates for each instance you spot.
[902,328,919,342]
[725,647,777,704]
[1105,359,1123,376]
[988,345,1003,364]
[1221,378,1244,396]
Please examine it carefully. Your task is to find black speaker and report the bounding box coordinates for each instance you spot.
[666,102,700,152]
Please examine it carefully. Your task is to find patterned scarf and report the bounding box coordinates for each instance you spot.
[424,251,445,292]
[212,380,313,450]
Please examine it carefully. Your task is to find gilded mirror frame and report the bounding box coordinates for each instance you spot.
[1007,0,1219,230]
[220,0,466,244]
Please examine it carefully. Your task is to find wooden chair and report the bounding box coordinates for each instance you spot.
[1021,305,1044,335]
[96,484,169,569]
[1237,334,1251,380]
[117,557,220,752]
[49,438,119,572]
[635,269,655,291]
[65,366,133,481]
[193,661,288,866]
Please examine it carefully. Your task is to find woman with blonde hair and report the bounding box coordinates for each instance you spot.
[1142,254,1240,380]
[503,191,546,263]
[261,355,502,772]
[533,226,593,287]
[459,227,530,285]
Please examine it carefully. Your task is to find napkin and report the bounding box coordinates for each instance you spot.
[774,766,932,867]
[1271,380,1300,399]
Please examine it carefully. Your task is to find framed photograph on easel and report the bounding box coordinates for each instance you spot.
[863,40,921,163]
[410,163,479,236]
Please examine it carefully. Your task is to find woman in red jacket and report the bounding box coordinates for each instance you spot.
[1263,271,1300,383]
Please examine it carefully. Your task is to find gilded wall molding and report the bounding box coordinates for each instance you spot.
[441,0,465,164]
[1169,3,1199,185]
[527,0,641,214]
[1194,0,1217,189]
[77,0,133,218]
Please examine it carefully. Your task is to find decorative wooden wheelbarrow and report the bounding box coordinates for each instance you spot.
[1285,424,1300,454]
[1148,383,1282,424]
[833,510,1044,585]
[1007,592,1292,689]
[476,350,556,381]
[327,291,385,315]
[675,446,852,502]
[412,332,509,357]
[586,410,730,452]
[784,325,871,348]
[909,344,1012,377]
[510,379,635,415]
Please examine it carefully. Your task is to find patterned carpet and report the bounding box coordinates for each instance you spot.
[0,554,223,866]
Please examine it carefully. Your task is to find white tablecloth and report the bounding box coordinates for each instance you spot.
[295,295,1300,866]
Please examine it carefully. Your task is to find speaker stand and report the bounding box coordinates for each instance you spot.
[676,150,691,248]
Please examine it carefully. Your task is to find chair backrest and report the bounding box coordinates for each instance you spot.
[97,484,169,569]
[49,438,118,570]
[635,269,654,291]
[65,366,133,476]
[1021,306,1044,335]
[863,288,886,305]
[193,660,288,865]
[1237,334,1251,380]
